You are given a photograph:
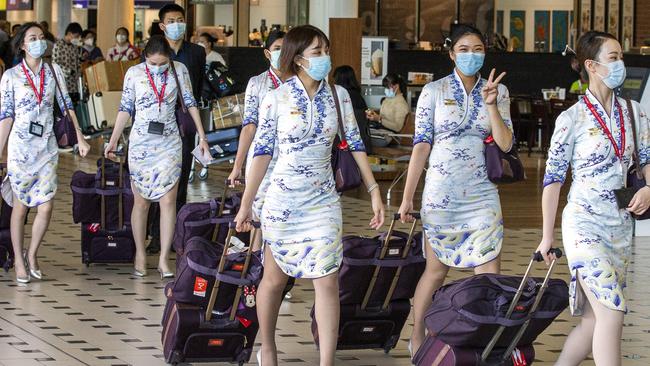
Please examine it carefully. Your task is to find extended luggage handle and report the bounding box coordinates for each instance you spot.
[101,134,127,230]
[209,179,245,242]
[360,212,421,311]
[481,248,563,362]
[205,220,260,322]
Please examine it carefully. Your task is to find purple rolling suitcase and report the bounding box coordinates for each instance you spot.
[311,213,423,353]
[162,223,260,365]
[414,249,568,366]
[0,164,14,272]
[173,180,246,259]
[80,156,135,266]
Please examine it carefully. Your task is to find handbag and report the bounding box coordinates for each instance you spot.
[622,99,650,220]
[48,63,78,148]
[484,135,525,184]
[169,61,196,137]
[331,85,362,192]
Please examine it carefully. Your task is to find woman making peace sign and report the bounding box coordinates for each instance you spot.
[397,24,514,357]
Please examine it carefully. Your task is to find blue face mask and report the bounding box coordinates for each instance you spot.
[455,52,485,77]
[384,87,396,97]
[299,55,331,81]
[147,63,169,74]
[595,60,626,89]
[164,22,186,41]
[26,39,47,58]
[269,50,281,70]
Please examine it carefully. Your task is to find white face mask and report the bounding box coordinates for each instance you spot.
[84,38,94,47]
[147,63,169,74]
[116,34,127,44]
[26,39,47,58]
[71,37,82,46]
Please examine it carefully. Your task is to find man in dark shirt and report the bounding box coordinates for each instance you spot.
[148,4,206,254]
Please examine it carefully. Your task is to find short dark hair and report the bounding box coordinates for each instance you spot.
[12,22,42,57]
[12,24,21,32]
[65,22,83,36]
[265,30,285,50]
[144,34,173,58]
[382,73,406,96]
[82,29,95,39]
[576,31,618,81]
[447,23,484,49]
[200,32,216,48]
[159,4,185,22]
[333,65,361,92]
[115,27,130,38]
[279,25,329,77]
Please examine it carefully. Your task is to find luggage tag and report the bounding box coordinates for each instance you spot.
[29,121,44,137]
[511,348,527,366]
[147,121,165,135]
[243,285,256,308]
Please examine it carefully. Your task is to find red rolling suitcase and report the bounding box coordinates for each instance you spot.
[413,249,567,366]
[80,155,135,266]
[311,214,422,353]
[162,223,260,365]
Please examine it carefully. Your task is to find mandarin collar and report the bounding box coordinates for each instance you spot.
[288,75,329,98]
[451,68,483,96]
[584,88,618,120]
[21,58,44,77]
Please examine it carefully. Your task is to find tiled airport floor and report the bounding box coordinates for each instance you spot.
[1,150,649,365]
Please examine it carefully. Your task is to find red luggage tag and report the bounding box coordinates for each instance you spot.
[511,348,527,366]
[237,316,252,328]
[88,223,100,233]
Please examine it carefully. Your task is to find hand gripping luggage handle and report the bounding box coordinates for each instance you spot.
[360,212,421,310]
[100,139,127,230]
[481,248,563,362]
[210,179,245,242]
[205,220,260,321]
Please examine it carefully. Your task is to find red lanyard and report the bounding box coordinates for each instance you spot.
[583,95,625,161]
[21,62,45,108]
[268,70,280,89]
[145,65,168,111]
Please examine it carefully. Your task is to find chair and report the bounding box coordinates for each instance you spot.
[510,97,535,152]
[529,99,549,156]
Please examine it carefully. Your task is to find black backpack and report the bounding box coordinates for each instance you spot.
[202,61,237,100]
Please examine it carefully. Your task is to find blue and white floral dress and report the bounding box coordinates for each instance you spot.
[0,60,73,207]
[414,70,512,268]
[119,62,197,201]
[242,68,282,218]
[544,90,650,314]
[253,76,365,278]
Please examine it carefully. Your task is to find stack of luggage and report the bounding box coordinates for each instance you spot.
[0,164,14,272]
[70,153,135,266]
[311,213,426,353]
[161,221,263,366]
[413,249,569,366]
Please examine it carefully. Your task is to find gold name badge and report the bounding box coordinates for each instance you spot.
[443,99,457,106]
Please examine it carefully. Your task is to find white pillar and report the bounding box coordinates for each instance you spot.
[57,0,72,38]
[35,0,52,25]
[308,0,357,37]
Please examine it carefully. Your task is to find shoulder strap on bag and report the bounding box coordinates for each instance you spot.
[626,98,643,179]
[46,62,71,118]
[169,61,188,113]
[331,84,346,144]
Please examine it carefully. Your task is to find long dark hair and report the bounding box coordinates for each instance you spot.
[278,25,329,77]
[333,65,361,92]
[11,22,43,57]
[144,34,173,58]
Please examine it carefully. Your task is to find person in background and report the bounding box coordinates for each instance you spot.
[0,22,90,284]
[52,22,83,103]
[11,24,20,38]
[81,29,104,63]
[234,25,384,365]
[0,21,10,68]
[569,56,589,95]
[197,32,226,67]
[333,65,372,154]
[40,21,56,43]
[398,24,512,358]
[146,3,206,255]
[366,73,410,133]
[107,27,140,61]
[104,35,209,279]
[537,31,650,366]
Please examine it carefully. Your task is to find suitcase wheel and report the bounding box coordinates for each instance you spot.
[383,335,400,354]
[198,167,209,181]
[188,171,195,183]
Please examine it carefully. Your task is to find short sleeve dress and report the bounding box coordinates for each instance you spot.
[0,60,73,207]
[544,90,650,314]
[119,61,197,201]
[413,70,513,268]
[252,77,365,278]
[242,68,282,218]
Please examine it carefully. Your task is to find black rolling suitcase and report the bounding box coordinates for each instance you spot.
[311,214,422,353]
[80,155,135,266]
[0,164,13,272]
[162,222,261,365]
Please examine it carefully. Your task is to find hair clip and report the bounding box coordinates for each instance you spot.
[561,45,576,56]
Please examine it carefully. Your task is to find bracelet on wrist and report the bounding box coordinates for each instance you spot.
[367,182,379,193]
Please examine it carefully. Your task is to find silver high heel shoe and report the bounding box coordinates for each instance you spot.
[26,254,42,280]
[157,268,174,280]
[16,252,31,284]
[133,268,148,277]
[257,349,262,365]
[408,340,414,360]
